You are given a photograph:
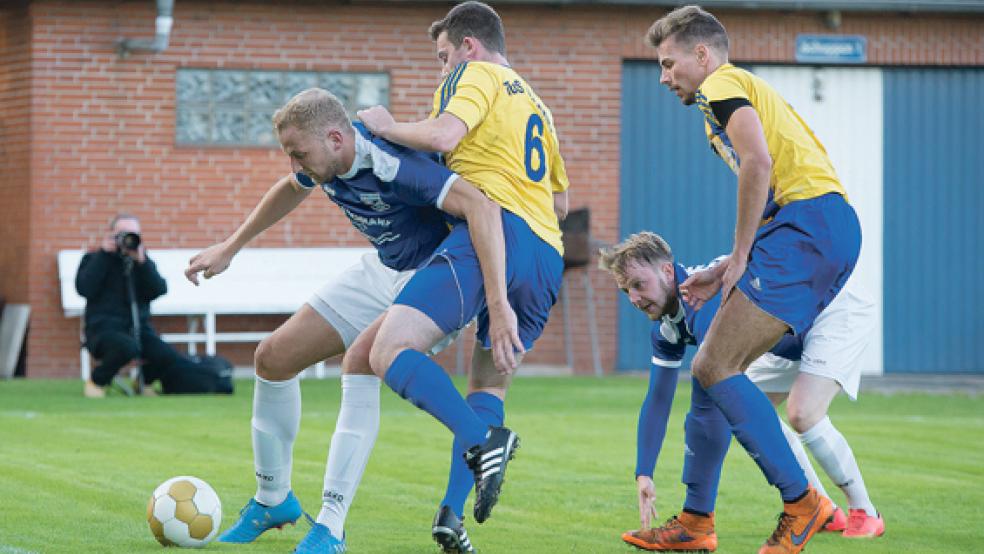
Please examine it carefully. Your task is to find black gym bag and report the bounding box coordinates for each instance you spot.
[160,355,234,395]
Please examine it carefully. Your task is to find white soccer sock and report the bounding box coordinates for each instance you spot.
[252,375,301,506]
[780,419,831,502]
[317,374,381,538]
[800,416,878,517]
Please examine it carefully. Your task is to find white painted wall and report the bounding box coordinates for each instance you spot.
[751,66,884,375]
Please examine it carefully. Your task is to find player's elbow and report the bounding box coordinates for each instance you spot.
[429,117,465,153]
[465,195,501,223]
[430,129,460,153]
[743,154,772,176]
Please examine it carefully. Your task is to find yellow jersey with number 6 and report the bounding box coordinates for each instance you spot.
[431,61,569,254]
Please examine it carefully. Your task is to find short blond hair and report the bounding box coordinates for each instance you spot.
[647,5,729,54]
[272,88,352,138]
[598,231,674,283]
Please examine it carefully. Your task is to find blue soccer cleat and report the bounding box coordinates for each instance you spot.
[218,490,305,543]
[293,522,346,553]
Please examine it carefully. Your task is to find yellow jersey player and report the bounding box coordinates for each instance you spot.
[429,56,570,254]
[357,2,570,552]
[627,6,862,554]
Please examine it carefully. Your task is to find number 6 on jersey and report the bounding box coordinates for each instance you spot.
[524,113,546,182]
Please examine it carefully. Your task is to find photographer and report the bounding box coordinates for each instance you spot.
[75,213,182,397]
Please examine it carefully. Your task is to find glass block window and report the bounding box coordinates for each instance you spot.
[176,69,390,146]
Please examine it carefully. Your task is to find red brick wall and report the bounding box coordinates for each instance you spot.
[12,0,984,378]
[0,3,32,306]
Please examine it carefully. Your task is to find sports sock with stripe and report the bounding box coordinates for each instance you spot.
[780,419,832,502]
[252,375,301,506]
[800,416,877,516]
[317,374,381,538]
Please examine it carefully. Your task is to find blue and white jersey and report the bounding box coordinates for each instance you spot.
[294,123,458,271]
[650,261,802,368]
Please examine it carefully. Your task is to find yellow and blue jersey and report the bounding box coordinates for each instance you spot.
[431,61,569,254]
[695,63,847,221]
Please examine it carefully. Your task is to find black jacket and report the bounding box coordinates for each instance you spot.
[75,250,167,334]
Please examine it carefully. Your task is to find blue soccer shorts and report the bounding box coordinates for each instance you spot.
[736,192,862,336]
[395,210,563,350]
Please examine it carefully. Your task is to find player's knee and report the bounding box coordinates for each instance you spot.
[368,339,399,377]
[341,347,373,376]
[469,361,509,392]
[253,339,274,379]
[786,402,823,433]
[370,335,428,378]
[692,350,743,388]
[691,351,717,388]
[469,364,510,391]
[253,338,291,381]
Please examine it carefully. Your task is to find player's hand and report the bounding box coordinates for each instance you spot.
[680,269,721,311]
[487,302,524,375]
[636,475,659,530]
[356,106,396,138]
[185,241,235,286]
[720,254,747,304]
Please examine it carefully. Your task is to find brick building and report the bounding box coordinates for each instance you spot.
[1,0,982,378]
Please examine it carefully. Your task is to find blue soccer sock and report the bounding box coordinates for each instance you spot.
[441,392,504,518]
[383,349,488,449]
[682,378,732,514]
[705,374,808,502]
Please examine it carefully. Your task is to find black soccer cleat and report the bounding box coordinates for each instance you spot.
[432,505,475,553]
[464,426,519,524]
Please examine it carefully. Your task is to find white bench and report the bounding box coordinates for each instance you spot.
[58,247,373,380]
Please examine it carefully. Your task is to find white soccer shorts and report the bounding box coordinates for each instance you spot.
[746,279,876,400]
[307,252,458,353]
[307,252,416,348]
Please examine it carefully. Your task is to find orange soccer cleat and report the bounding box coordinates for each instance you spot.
[622,512,717,552]
[842,509,885,538]
[758,486,834,554]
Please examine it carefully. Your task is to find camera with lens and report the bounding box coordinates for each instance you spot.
[115,231,142,252]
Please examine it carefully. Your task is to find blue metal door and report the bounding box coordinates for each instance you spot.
[618,61,736,370]
[883,68,984,373]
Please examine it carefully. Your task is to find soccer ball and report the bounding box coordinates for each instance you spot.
[146,476,222,547]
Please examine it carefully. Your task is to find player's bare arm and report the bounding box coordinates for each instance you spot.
[358,106,467,153]
[720,106,772,302]
[440,177,523,374]
[185,174,312,285]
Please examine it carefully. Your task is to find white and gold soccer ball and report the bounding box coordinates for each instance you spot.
[146,476,222,548]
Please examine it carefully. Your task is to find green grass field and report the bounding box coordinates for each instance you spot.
[1,377,981,553]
